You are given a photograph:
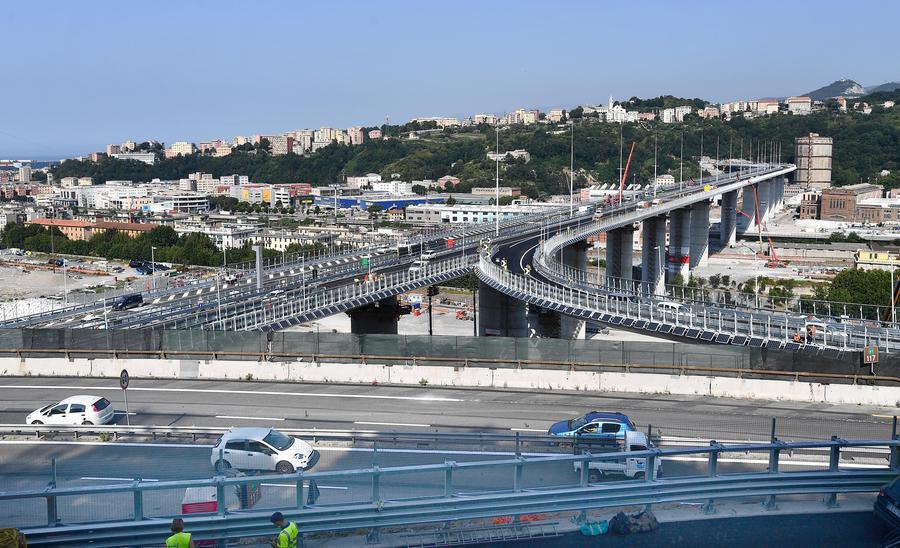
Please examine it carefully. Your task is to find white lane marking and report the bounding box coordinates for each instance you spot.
[519,243,540,273]
[354,421,430,428]
[216,415,284,422]
[113,412,137,416]
[511,428,546,432]
[81,476,158,482]
[260,483,348,490]
[0,385,466,403]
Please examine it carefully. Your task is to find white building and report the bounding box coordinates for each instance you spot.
[405,203,556,225]
[220,174,250,186]
[112,152,156,165]
[372,181,413,195]
[346,173,381,189]
[174,221,258,249]
[17,165,31,182]
[487,149,531,163]
[473,113,498,125]
[787,96,812,115]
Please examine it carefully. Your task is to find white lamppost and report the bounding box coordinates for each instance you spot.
[150,246,157,291]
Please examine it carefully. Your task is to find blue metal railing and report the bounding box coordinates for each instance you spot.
[5,437,900,546]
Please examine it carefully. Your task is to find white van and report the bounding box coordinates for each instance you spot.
[573,431,659,481]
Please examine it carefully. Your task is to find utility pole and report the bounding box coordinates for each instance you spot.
[653,132,658,199]
[715,136,720,185]
[569,123,574,216]
[495,127,500,236]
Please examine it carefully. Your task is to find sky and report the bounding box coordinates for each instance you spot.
[3,0,899,159]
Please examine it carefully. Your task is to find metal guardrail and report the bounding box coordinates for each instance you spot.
[0,346,896,386]
[8,437,900,546]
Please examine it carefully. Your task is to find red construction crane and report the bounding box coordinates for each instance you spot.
[618,141,636,204]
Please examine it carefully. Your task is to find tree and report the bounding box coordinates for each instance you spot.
[568,106,584,119]
[367,204,384,215]
[411,184,427,195]
[445,196,457,206]
[825,268,892,306]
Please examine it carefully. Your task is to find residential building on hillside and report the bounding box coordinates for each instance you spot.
[787,96,812,115]
[487,149,531,163]
[112,152,156,165]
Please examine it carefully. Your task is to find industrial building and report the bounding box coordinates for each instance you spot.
[794,133,832,189]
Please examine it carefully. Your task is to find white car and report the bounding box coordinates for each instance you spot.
[211,427,316,474]
[420,250,437,261]
[26,395,115,425]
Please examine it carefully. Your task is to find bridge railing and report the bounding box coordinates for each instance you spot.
[481,248,896,352]
[6,437,899,546]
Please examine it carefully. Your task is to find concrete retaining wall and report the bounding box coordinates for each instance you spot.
[3,356,900,408]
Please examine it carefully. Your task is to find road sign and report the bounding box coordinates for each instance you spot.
[863,346,879,364]
[119,369,131,425]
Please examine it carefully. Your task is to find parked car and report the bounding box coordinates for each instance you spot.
[210,427,316,474]
[112,293,143,311]
[876,476,900,530]
[548,412,636,440]
[26,395,114,425]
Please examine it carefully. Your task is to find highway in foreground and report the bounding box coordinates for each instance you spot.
[0,377,894,530]
[0,377,893,441]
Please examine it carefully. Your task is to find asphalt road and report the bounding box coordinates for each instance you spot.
[0,377,895,530]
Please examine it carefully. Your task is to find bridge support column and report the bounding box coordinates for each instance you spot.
[737,185,757,236]
[689,200,710,269]
[559,242,590,339]
[720,190,737,248]
[641,216,666,296]
[667,207,691,283]
[604,227,634,291]
[477,281,528,337]
[347,296,402,335]
[757,180,771,223]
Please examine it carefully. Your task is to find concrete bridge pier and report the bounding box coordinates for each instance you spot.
[689,200,710,269]
[720,190,737,248]
[604,227,634,292]
[737,184,758,236]
[640,216,666,296]
[667,207,691,283]
[478,281,529,337]
[348,296,402,335]
[757,180,771,223]
[559,242,590,339]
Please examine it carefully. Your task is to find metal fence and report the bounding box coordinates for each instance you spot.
[4,437,898,546]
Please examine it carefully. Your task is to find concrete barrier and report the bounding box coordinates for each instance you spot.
[3,356,900,408]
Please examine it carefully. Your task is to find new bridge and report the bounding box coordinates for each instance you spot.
[3,162,898,353]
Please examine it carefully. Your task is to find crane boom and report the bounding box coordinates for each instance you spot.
[619,141,636,203]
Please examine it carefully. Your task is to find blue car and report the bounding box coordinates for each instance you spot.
[548,412,635,440]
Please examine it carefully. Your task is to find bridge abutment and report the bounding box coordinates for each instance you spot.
[478,281,529,337]
[348,296,402,335]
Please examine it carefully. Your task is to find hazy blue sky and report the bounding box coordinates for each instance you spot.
[3,0,898,158]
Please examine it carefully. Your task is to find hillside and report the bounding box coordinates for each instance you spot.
[805,78,866,100]
[867,81,900,94]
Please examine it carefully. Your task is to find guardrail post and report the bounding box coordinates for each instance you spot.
[216,476,226,516]
[825,436,844,508]
[763,440,781,510]
[132,477,143,520]
[701,442,721,514]
[514,456,524,492]
[296,471,305,509]
[46,457,58,526]
[444,461,455,498]
[579,452,591,487]
[371,465,381,504]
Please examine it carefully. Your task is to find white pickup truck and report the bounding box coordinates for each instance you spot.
[573,431,659,482]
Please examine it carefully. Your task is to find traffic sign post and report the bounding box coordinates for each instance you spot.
[119,369,130,425]
[862,346,879,375]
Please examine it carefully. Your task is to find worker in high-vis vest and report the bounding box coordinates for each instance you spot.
[165,518,195,548]
[270,512,300,548]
